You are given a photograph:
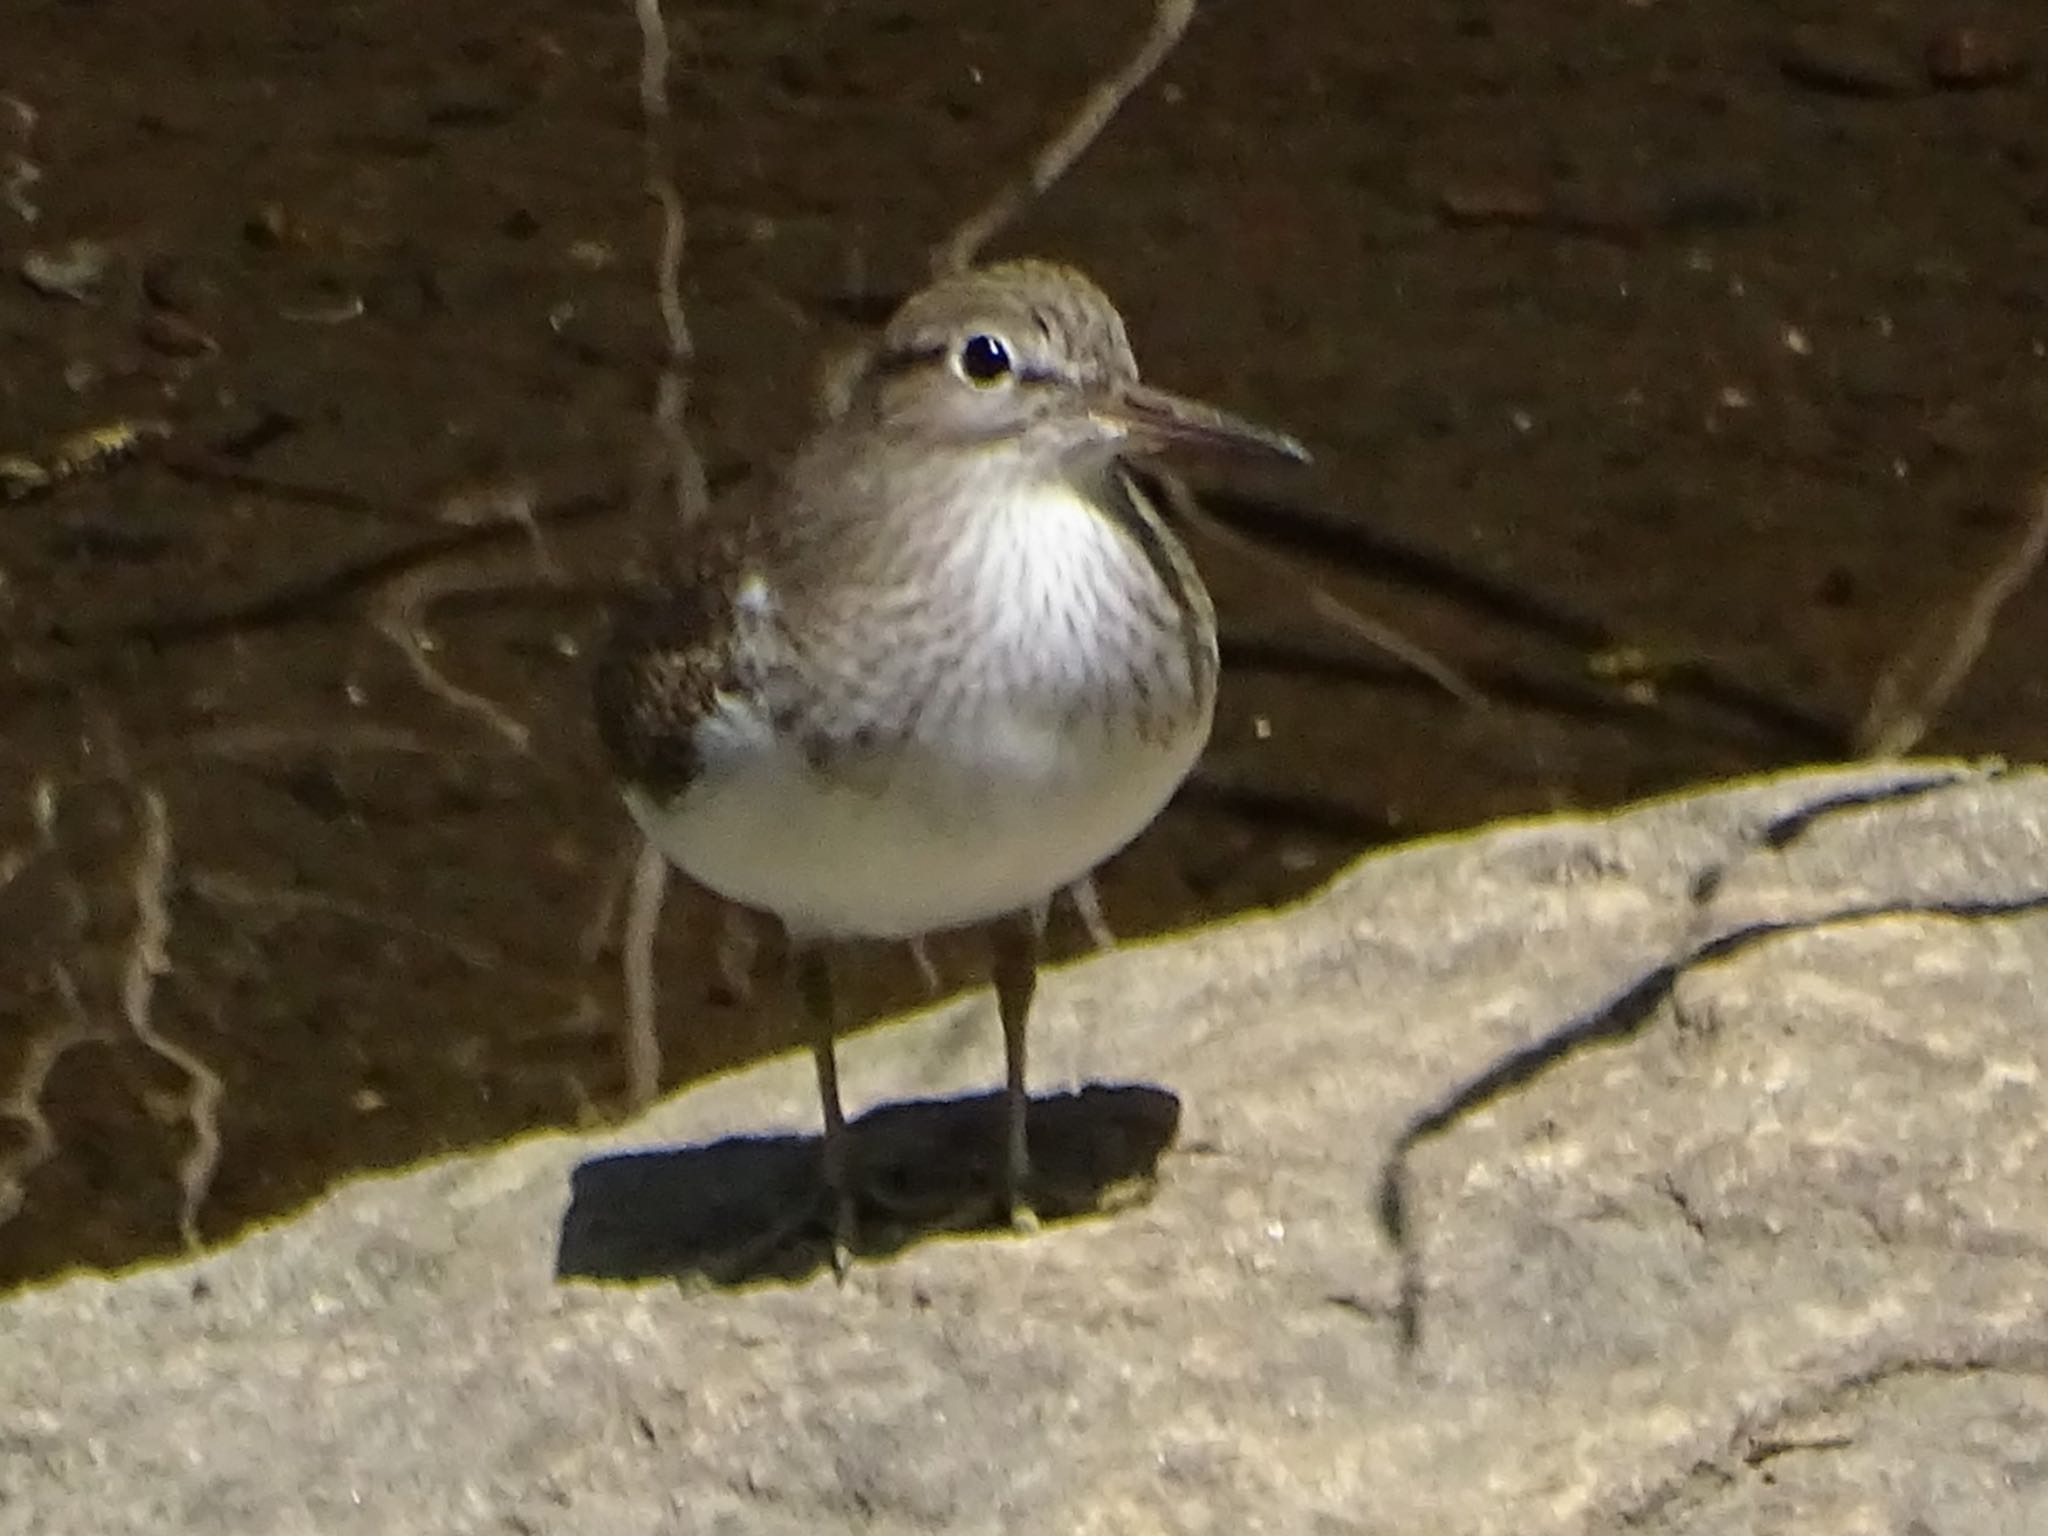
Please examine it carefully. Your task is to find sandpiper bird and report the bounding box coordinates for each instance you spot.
[593,258,1306,1260]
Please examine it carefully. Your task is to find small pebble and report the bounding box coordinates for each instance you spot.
[0,95,37,220]
[0,94,33,148]
[434,477,537,529]
[276,280,364,325]
[1780,25,1918,97]
[1925,25,2026,89]
[1276,841,1320,876]
[242,202,295,249]
[422,85,520,128]
[1656,184,1780,235]
[141,255,218,317]
[2,156,39,224]
[19,238,113,302]
[1436,180,1547,228]
[139,310,219,358]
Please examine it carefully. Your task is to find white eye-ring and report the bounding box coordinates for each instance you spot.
[953,332,1013,387]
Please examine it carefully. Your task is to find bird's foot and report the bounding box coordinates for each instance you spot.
[689,1133,1148,1285]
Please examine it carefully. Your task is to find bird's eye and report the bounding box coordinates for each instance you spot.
[954,333,1012,387]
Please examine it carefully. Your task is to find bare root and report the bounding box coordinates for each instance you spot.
[368,559,541,754]
[714,902,763,1003]
[119,786,222,1252]
[630,0,709,532]
[932,0,1197,276]
[1066,875,1118,952]
[0,965,104,1229]
[1859,475,2048,758]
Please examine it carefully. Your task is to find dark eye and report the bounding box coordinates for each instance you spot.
[955,333,1012,386]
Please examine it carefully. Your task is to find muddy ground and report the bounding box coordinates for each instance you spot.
[1,0,2043,1289]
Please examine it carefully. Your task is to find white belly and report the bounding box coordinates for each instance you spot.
[625,474,1215,938]
[625,687,1209,940]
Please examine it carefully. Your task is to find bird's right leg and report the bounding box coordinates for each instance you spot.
[793,943,858,1275]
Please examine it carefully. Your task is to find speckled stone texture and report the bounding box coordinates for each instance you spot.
[4,762,2044,1536]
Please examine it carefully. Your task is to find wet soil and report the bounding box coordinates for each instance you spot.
[2,0,2045,1290]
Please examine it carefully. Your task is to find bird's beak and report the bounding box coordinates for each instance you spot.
[1092,382,1310,465]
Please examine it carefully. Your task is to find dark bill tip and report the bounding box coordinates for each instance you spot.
[1094,382,1310,465]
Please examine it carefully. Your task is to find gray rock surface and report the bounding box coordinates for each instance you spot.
[3,762,2045,1536]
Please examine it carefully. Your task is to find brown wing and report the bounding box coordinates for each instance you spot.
[590,513,750,804]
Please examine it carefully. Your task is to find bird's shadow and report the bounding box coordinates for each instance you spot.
[556,1083,1180,1286]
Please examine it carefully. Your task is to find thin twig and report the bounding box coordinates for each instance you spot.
[158,450,411,522]
[27,776,89,933]
[369,563,538,753]
[577,836,642,963]
[932,0,1197,276]
[907,936,944,995]
[432,475,558,574]
[178,722,453,763]
[621,838,669,1110]
[1858,475,2048,758]
[609,0,712,1111]
[1165,474,1487,708]
[117,485,625,645]
[715,902,763,1002]
[0,964,102,1230]
[0,840,34,903]
[1066,875,1118,952]
[355,476,586,752]
[553,996,611,1129]
[631,0,709,531]
[186,870,507,971]
[1195,483,1848,753]
[119,786,222,1252]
